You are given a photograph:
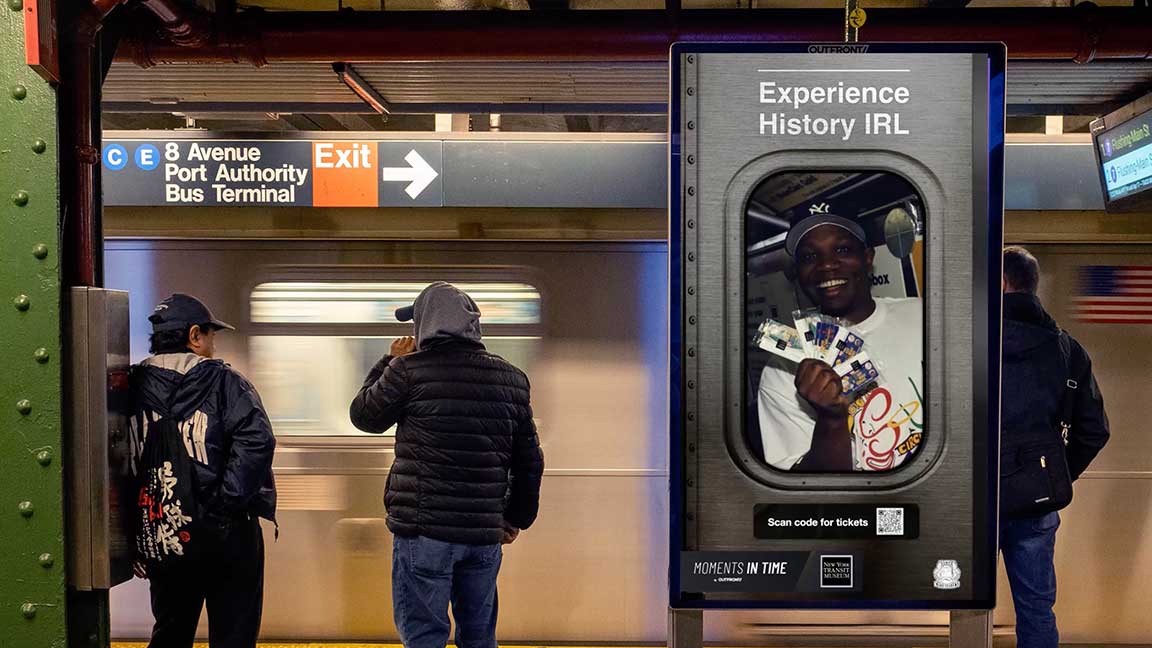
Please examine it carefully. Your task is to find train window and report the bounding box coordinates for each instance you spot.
[249,280,541,437]
[746,170,925,473]
[251,282,541,324]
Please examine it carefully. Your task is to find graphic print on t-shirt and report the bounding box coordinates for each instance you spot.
[847,376,924,471]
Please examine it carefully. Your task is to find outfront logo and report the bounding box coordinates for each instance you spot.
[808,44,870,54]
[820,555,853,589]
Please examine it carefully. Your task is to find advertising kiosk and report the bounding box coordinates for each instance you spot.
[669,42,1006,645]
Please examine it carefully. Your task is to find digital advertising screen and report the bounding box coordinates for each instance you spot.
[670,43,1005,609]
[1092,92,1152,212]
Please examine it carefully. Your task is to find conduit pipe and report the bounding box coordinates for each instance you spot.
[61,0,131,286]
[113,6,1152,67]
[63,0,210,285]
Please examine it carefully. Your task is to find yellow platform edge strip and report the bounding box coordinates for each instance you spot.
[111,644,669,648]
[113,644,402,648]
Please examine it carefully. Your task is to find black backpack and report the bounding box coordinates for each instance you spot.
[135,413,209,572]
[1000,331,1079,519]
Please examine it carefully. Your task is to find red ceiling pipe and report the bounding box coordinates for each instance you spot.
[137,0,213,47]
[114,6,1152,67]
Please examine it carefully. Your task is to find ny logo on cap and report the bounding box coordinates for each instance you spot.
[809,202,831,215]
[154,304,169,312]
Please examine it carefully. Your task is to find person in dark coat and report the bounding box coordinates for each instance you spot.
[1001,247,1109,648]
[350,281,544,648]
[129,293,276,648]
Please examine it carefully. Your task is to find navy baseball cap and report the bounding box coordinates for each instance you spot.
[785,202,867,257]
[148,294,235,332]
[395,304,415,323]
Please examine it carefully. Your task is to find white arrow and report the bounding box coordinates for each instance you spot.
[381,149,438,199]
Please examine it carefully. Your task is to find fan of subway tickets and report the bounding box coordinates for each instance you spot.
[753,308,880,399]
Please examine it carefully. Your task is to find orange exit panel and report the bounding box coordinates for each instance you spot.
[312,141,377,207]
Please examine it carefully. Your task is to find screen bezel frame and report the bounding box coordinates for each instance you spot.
[668,41,1006,611]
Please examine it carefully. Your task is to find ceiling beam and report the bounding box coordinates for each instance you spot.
[331,113,382,131]
[115,6,1152,66]
[278,113,325,130]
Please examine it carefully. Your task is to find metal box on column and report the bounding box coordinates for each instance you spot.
[67,287,133,590]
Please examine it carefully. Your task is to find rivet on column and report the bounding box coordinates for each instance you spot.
[21,603,35,619]
[18,501,34,517]
[33,348,49,363]
[36,450,52,466]
[31,139,47,154]
[38,553,54,568]
[17,399,32,415]
[13,190,29,206]
[10,85,26,100]
[14,294,30,311]
[32,244,49,259]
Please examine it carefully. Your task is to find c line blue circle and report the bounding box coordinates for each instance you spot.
[103,144,128,171]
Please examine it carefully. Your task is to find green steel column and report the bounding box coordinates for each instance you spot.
[0,2,66,647]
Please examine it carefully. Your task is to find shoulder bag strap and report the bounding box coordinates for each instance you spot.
[1057,331,1078,445]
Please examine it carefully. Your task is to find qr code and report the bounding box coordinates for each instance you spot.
[876,507,904,536]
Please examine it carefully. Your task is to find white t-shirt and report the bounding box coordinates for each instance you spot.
[757,297,925,471]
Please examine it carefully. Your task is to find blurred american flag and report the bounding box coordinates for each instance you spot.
[1074,265,1152,324]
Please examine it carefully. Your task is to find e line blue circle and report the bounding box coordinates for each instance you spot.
[103,144,128,171]
[135,144,160,171]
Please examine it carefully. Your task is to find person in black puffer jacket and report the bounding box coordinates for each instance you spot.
[350,281,543,648]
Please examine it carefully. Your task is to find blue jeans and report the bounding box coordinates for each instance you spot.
[1000,511,1060,648]
[392,534,502,648]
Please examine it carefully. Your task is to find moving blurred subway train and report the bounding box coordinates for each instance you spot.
[103,137,1152,644]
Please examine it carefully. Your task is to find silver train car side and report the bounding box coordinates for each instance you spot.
[107,239,670,642]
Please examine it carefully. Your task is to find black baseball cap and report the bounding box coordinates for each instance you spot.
[148,293,235,333]
[395,281,484,324]
[395,281,448,322]
[785,205,867,257]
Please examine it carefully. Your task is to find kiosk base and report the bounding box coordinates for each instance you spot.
[668,608,702,648]
[949,609,993,648]
[666,608,993,648]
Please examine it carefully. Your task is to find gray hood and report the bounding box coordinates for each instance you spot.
[410,282,482,348]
